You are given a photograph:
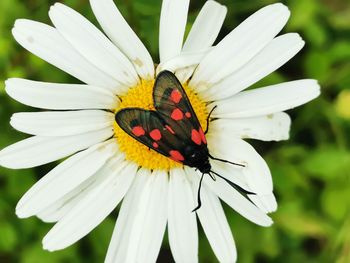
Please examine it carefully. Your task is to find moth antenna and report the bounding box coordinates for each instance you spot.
[210,170,256,195]
[208,154,245,167]
[204,105,217,134]
[192,173,205,212]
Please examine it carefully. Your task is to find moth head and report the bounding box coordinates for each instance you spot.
[183,145,211,173]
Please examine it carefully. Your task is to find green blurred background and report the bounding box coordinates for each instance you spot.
[0,0,350,262]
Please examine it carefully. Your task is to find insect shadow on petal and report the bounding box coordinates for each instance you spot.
[115,71,255,211]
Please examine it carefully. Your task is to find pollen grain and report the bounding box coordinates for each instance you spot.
[113,78,208,171]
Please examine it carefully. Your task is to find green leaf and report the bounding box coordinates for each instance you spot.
[0,222,18,252]
[302,147,350,180]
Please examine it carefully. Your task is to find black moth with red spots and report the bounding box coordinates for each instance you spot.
[116,71,253,211]
[116,71,211,173]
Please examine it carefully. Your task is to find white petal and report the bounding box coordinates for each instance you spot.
[90,0,154,79]
[37,180,92,223]
[210,161,277,214]
[49,3,138,89]
[168,169,198,263]
[105,170,168,263]
[12,19,118,89]
[247,193,277,214]
[201,33,305,100]
[0,128,113,169]
[5,79,117,110]
[175,67,197,85]
[211,112,291,142]
[15,140,118,218]
[191,3,290,88]
[182,1,227,52]
[207,134,272,194]
[43,160,137,251]
[159,0,190,62]
[176,0,227,83]
[201,172,272,226]
[157,49,210,74]
[213,79,321,119]
[187,142,273,226]
[10,110,114,136]
[186,169,236,262]
[207,134,277,213]
[210,160,249,191]
[36,152,125,223]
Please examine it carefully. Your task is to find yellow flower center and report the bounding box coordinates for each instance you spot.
[113,79,208,171]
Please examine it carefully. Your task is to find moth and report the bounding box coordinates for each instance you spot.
[116,70,252,211]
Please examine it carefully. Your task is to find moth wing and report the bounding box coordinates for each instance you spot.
[115,108,189,162]
[153,70,207,146]
[153,72,199,125]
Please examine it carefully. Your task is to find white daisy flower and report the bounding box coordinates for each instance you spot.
[0,0,320,262]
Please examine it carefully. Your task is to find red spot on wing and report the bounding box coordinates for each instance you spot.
[165,125,175,135]
[150,129,162,141]
[132,126,145,137]
[152,142,159,148]
[191,129,202,145]
[185,112,191,118]
[169,150,184,162]
[170,89,182,104]
[171,108,184,121]
[199,127,207,144]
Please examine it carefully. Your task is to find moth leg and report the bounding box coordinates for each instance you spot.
[204,105,217,134]
[192,173,205,212]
